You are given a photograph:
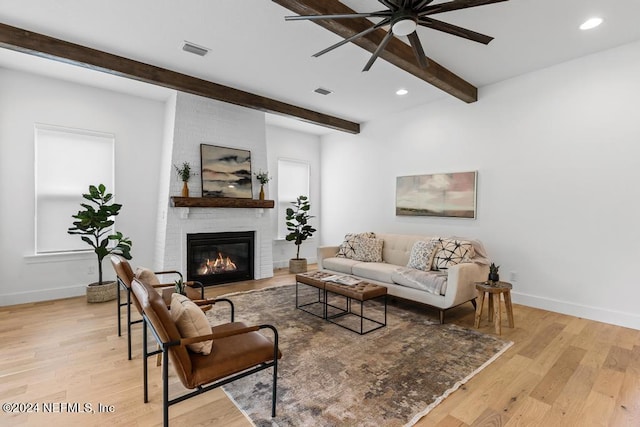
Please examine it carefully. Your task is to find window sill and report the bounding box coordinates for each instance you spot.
[25,251,95,264]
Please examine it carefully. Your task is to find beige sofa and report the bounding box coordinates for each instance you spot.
[317,233,490,323]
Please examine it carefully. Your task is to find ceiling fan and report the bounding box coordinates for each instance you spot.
[285,0,509,71]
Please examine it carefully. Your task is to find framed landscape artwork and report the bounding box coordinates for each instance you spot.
[200,144,252,198]
[396,171,477,218]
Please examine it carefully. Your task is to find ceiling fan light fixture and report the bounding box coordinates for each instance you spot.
[392,18,417,37]
[580,17,603,30]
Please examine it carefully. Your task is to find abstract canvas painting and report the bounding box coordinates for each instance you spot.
[396,171,477,218]
[200,144,252,198]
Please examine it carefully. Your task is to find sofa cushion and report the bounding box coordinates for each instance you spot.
[170,293,213,355]
[392,268,448,296]
[376,233,434,266]
[407,239,440,271]
[433,238,475,270]
[352,236,384,262]
[352,262,398,284]
[336,232,375,259]
[322,257,360,274]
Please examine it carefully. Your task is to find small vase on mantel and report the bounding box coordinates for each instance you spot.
[182,181,189,197]
[259,184,265,200]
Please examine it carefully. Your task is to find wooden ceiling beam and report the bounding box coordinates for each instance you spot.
[0,22,360,134]
[272,0,478,103]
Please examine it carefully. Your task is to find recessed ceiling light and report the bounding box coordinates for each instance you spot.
[396,88,408,96]
[182,41,210,56]
[580,17,603,30]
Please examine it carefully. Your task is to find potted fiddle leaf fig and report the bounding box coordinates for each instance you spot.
[68,184,132,303]
[285,195,316,273]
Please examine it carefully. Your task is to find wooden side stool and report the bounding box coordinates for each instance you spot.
[474,281,514,335]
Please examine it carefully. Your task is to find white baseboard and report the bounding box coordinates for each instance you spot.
[512,291,640,331]
[0,284,86,306]
[273,257,317,270]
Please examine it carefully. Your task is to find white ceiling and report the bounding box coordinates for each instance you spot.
[1,0,640,134]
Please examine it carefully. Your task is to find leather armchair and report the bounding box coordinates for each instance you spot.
[131,278,281,427]
[110,255,205,359]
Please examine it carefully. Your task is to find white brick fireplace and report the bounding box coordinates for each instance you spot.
[154,92,274,280]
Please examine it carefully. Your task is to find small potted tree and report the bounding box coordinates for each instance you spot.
[285,195,316,273]
[68,184,132,303]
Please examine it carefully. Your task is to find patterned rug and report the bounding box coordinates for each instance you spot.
[207,284,512,427]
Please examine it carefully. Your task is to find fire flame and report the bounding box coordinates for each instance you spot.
[197,253,237,275]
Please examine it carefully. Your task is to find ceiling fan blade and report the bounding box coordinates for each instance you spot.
[363,30,395,72]
[285,12,391,21]
[418,18,494,44]
[378,0,400,10]
[407,32,429,68]
[419,0,508,16]
[313,19,391,57]
[414,0,436,11]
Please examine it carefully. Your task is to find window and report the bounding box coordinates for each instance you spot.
[35,124,115,254]
[277,159,310,239]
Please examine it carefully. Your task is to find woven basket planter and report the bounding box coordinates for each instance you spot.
[289,258,308,274]
[86,281,117,303]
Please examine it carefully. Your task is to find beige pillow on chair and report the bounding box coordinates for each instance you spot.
[134,267,162,286]
[170,293,213,355]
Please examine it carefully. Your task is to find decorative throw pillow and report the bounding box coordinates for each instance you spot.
[352,236,384,262]
[336,232,376,258]
[170,293,213,355]
[134,267,161,285]
[433,238,475,270]
[407,240,440,271]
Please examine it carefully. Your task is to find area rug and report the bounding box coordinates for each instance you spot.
[207,284,512,427]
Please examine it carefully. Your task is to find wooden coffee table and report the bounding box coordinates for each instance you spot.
[295,271,387,334]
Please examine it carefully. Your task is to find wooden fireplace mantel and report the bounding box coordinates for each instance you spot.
[170,197,275,209]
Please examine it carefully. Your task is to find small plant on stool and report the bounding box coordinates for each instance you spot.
[488,263,500,283]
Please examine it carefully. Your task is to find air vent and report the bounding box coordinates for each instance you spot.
[314,87,332,96]
[182,41,209,57]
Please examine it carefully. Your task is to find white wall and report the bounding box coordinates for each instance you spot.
[320,40,640,330]
[266,125,321,268]
[0,68,166,304]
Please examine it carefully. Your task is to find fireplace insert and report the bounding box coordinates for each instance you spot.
[186,231,254,286]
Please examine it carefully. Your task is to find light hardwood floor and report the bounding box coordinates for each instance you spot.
[1,268,638,426]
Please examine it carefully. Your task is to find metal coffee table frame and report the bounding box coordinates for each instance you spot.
[295,275,327,319]
[295,272,387,335]
[325,288,387,335]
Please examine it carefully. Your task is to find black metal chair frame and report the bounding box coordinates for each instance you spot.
[140,298,279,427]
[117,270,205,360]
